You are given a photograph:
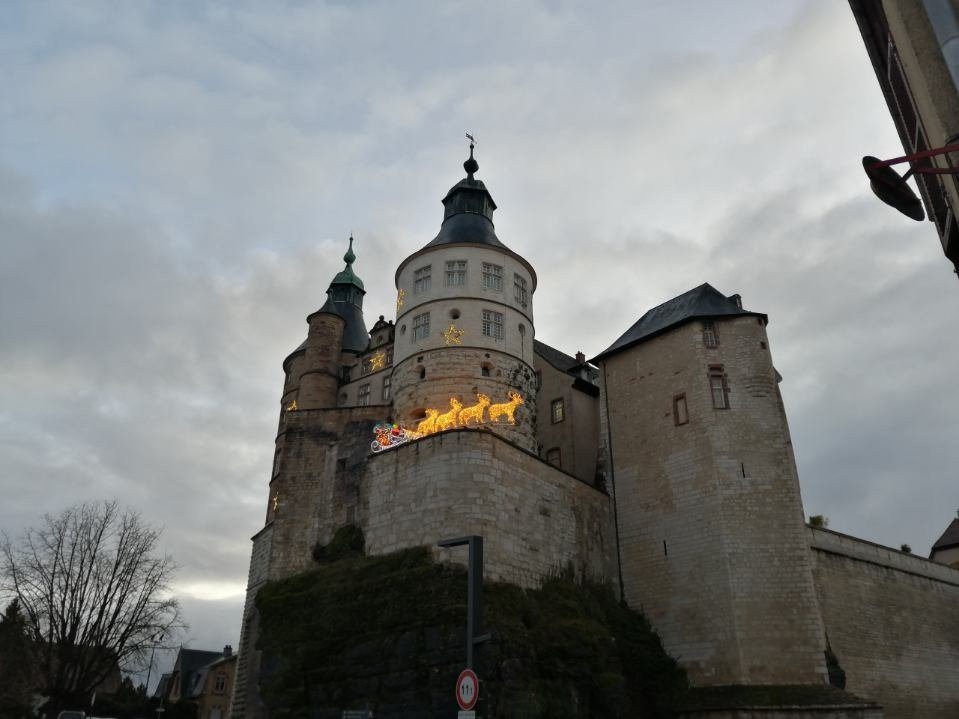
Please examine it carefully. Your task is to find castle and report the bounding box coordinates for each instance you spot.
[230,146,959,719]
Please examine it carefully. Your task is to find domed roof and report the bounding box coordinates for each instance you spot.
[395,144,537,288]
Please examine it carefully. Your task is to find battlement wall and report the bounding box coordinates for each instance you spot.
[360,428,614,588]
[809,526,959,718]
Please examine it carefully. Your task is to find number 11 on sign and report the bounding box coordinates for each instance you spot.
[456,668,479,711]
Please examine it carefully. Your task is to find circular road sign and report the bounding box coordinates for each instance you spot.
[455,668,479,710]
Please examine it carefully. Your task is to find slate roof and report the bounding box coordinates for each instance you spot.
[534,339,599,382]
[591,283,766,363]
[931,517,959,554]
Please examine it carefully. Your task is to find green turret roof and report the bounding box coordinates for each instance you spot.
[331,236,364,290]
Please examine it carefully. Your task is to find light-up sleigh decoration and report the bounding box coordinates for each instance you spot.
[370,391,525,453]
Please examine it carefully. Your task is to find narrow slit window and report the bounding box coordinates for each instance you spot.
[673,393,688,425]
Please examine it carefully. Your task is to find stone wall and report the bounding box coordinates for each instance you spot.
[359,428,613,588]
[599,314,826,686]
[229,524,273,719]
[810,527,959,719]
[390,348,538,451]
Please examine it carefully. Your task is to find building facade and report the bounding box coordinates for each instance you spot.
[849,0,959,274]
[230,148,959,719]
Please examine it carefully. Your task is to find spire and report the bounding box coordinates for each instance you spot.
[331,235,364,291]
[343,235,356,265]
[464,136,479,179]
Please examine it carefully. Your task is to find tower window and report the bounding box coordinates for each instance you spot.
[703,320,718,348]
[413,265,431,293]
[514,274,528,306]
[381,375,391,401]
[482,309,504,339]
[546,447,562,468]
[709,366,729,409]
[482,262,503,290]
[551,398,565,424]
[445,260,467,286]
[412,312,430,340]
[358,383,371,406]
[673,393,688,425]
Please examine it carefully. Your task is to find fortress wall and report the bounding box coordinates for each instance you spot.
[360,428,613,588]
[810,527,959,719]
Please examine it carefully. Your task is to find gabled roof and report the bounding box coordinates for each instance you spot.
[534,339,599,382]
[591,283,766,363]
[931,517,959,554]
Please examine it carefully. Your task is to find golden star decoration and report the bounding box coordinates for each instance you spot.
[368,351,387,372]
[286,399,298,411]
[443,324,466,345]
[396,289,406,311]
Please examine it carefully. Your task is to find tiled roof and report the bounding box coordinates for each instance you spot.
[592,283,765,363]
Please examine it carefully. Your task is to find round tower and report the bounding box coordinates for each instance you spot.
[391,145,538,450]
[282,237,369,411]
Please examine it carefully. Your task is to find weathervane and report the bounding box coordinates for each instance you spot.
[464,132,479,179]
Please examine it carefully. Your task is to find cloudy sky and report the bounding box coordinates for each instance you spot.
[2,0,957,688]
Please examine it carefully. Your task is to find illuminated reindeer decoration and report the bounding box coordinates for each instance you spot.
[434,397,463,432]
[488,391,525,424]
[370,390,526,452]
[458,394,491,426]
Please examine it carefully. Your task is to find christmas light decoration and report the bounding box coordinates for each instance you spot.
[371,422,421,453]
[272,494,279,513]
[396,289,406,311]
[443,324,466,345]
[286,399,298,411]
[369,351,387,371]
[369,391,526,452]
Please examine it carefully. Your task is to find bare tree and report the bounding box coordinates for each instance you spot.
[1,501,183,712]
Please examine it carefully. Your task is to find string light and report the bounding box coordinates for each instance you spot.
[272,494,279,513]
[443,324,465,345]
[369,391,525,452]
[286,399,298,411]
[396,289,406,311]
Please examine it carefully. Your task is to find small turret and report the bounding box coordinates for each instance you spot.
[283,237,370,411]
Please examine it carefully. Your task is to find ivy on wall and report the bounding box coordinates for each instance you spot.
[255,528,687,719]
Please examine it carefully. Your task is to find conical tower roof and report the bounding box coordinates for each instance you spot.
[314,236,369,354]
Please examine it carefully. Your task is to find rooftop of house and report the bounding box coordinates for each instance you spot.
[534,339,599,382]
[592,283,766,363]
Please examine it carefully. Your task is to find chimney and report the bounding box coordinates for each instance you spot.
[223,645,233,657]
[575,351,585,365]
[728,293,742,309]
